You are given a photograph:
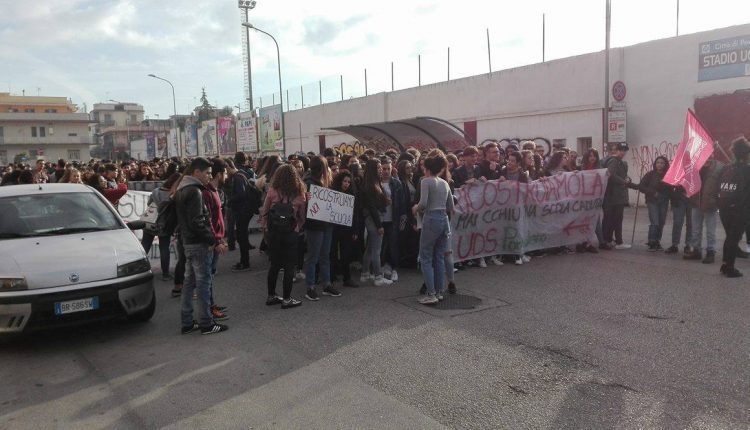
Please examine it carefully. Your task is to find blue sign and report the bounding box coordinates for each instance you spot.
[698,35,750,82]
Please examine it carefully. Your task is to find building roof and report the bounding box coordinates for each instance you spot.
[324,117,473,153]
[0,93,77,110]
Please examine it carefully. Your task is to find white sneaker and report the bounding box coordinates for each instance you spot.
[490,256,504,266]
[374,275,393,286]
[614,243,632,250]
[418,294,438,305]
[522,255,531,263]
[360,272,372,283]
[295,270,305,280]
[515,258,523,265]
[478,258,487,268]
[390,270,398,282]
[383,264,393,277]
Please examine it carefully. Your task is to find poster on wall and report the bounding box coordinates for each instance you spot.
[259,104,283,152]
[237,112,258,152]
[130,138,147,160]
[698,35,750,82]
[607,110,627,143]
[157,132,168,158]
[217,116,236,155]
[200,119,217,157]
[168,128,179,158]
[185,123,198,157]
[145,133,156,159]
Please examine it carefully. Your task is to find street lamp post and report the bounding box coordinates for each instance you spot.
[242,22,285,154]
[238,0,257,112]
[147,73,183,158]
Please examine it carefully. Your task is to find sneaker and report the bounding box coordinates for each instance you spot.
[281,298,302,309]
[655,242,664,251]
[522,255,532,262]
[419,283,427,295]
[490,256,504,266]
[161,273,173,281]
[720,263,728,274]
[585,245,599,254]
[599,242,613,251]
[418,295,439,305]
[305,288,320,301]
[295,270,306,280]
[702,251,715,264]
[181,320,198,334]
[614,243,632,250]
[343,279,360,288]
[725,267,743,278]
[664,246,678,254]
[265,295,283,306]
[448,281,457,295]
[683,250,702,260]
[200,323,229,335]
[647,242,657,252]
[390,270,399,282]
[322,285,342,297]
[211,307,229,321]
[437,293,445,301]
[360,272,372,283]
[373,276,393,287]
[231,262,251,272]
[171,285,182,298]
[515,257,523,265]
[214,305,228,312]
[478,258,487,268]
[736,248,750,259]
[383,263,393,277]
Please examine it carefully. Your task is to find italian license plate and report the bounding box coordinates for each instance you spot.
[54,297,100,315]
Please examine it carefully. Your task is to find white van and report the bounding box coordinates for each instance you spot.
[0,183,155,334]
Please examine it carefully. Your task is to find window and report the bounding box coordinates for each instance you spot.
[44,109,57,113]
[7,108,18,113]
[577,137,593,154]
[0,150,6,165]
[39,127,46,137]
[67,150,80,160]
[67,133,78,137]
[25,108,35,113]
[114,104,125,111]
[104,114,112,122]
[0,126,4,138]
[31,126,37,137]
[130,114,137,123]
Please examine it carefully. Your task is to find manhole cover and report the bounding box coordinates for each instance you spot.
[433,294,482,310]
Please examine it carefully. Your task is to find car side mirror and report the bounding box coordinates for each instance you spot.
[127,220,146,231]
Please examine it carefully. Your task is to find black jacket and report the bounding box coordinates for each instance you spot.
[175,176,215,246]
[229,170,251,214]
[453,164,482,188]
[637,170,669,204]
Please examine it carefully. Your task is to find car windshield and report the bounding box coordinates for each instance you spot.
[0,192,122,239]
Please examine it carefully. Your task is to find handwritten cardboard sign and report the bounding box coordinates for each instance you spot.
[450,169,609,260]
[307,184,355,227]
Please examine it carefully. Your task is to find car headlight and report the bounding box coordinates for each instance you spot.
[0,278,28,291]
[117,259,151,278]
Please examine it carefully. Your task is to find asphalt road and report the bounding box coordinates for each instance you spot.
[2,207,749,429]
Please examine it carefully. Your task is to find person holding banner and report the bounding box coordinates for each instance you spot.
[413,150,455,305]
[360,158,394,287]
[259,164,306,308]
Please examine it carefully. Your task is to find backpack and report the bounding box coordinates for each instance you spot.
[718,163,746,210]
[237,170,262,215]
[155,198,178,236]
[268,197,296,234]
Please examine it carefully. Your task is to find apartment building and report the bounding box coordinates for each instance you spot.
[0,93,93,164]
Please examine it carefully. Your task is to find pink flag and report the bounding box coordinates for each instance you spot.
[662,110,715,197]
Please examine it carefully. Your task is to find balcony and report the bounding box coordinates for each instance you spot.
[0,135,93,145]
[0,112,92,123]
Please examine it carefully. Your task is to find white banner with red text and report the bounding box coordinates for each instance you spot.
[451,169,609,261]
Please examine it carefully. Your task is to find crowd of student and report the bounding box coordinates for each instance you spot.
[2,136,749,334]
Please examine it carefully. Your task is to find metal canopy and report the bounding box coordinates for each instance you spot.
[324,117,472,153]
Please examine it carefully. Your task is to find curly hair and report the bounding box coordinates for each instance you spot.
[271,164,306,199]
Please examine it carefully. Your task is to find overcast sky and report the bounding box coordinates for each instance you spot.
[1,0,748,118]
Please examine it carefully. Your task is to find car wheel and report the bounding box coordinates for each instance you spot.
[127,291,156,323]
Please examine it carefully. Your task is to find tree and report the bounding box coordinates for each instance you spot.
[217,106,234,117]
[197,87,215,122]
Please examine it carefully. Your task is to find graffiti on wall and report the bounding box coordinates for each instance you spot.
[630,140,679,178]
[335,141,367,156]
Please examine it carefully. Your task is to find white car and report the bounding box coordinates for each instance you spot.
[0,183,155,335]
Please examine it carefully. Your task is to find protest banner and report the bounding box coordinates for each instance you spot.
[237,112,258,152]
[451,169,609,261]
[306,184,355,226]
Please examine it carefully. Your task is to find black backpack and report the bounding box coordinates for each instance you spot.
[237,170,262,215]
[268,197,296,234]
[156,198,178,236]
[718,163,746,210]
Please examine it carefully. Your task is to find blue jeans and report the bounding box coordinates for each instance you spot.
[209,249,220,308]
[647,200,669,243]
[362,216,383,276]
[305,226,333,288]
[690,208,717,252]
[420,211,450,296]
[181,244,214,327]
[671,200,692,247]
